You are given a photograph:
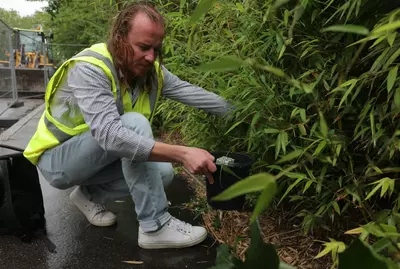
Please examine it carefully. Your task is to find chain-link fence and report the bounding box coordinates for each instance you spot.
[0,19,19,103]
[0,19,53,106]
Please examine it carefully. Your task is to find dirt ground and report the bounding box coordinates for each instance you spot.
[159,130,332,269]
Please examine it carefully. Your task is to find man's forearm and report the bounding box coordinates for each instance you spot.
[148,142,187,164]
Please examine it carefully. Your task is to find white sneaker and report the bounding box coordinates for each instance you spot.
[69,186,117,227]
[138,217,207,249]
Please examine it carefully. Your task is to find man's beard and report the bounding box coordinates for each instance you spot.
[126,64,155,88]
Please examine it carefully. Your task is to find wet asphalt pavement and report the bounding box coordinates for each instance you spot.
[0,173,217,269]
[0,103,217,269]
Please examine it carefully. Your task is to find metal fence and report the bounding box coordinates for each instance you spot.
[0,19,49,107]
[0,19,19,104]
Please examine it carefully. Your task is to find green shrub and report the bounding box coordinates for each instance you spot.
[157,0,400,235]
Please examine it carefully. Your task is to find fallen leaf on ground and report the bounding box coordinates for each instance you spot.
[122,260,144,265]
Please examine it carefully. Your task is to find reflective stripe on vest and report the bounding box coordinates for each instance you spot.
[44,117,72,142]
[23,43,164,165]
[75,47,163,119]
[73,49,124,115]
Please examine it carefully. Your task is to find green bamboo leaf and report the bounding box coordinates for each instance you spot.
[340,79,358,87]
[284,9,289,27]
[387,66,398,93]
[315,204,326,216]
[336,144,342,157]
[235,3,244,12]
[300,109,306,122]
[387,32,396,46]
[211,244,242,268]
[300,47,312,59]
[365,180,383,201]
[279,177,305,204]
[370,36,386,48]
[381,179,390,197]
[372,21,400,35]
[199,56,244,72]
[281,131,288,154]
[264,128,280,134]
[292,4,305,23]
[168,12,183,17]
[319,112,328,137]
[370,109,376,146]
[278,45,286,59]
[338,239,391,269]
[372,166,383,174]
[250,181,278,222]
[302,83,313,94]
[224,120,244,135]
[279,262,296,269]
[313,140,327,156]
[180,0,187,10]
[286,172,307,179]
[348,36,376,47]
[298,124,307,136]
[274,0,290,8]
[290,196,304,202]
[275,133,282,160]
[323,80,330,91]
[189,0,217,24]
[258,65,285,77]
[322,24,370,36]
[367,177,395,198]
[212,173,275,201]
[384,47,400,70]
[395,88,400,107]
[305,166,316,180]
[372,238,392,252]
[389,179,395,195]
[371,48,390,72]
[333,201,341,215]
[221,165,241,180]
[315,243,335,259]
[303,180,313,193]
[339,79,357,108]
[276,149,303,164]
[316,240,346,259]
[291,107,299,118]
[245,222,280,269]
[363,222,398,237]
[186,24,196,57]
[250,112,260,130]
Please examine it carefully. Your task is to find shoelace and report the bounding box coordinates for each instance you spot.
[94,203,107,216]
[168,217,192,233]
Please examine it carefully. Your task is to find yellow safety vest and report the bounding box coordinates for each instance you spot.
[23,43,164,165]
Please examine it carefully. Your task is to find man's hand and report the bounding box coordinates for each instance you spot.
[181,147,216,184]
[149,142,216,184]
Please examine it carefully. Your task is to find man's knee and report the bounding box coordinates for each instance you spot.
[38,168,72,190]
[121,112,153,138]
[160,163,174,188]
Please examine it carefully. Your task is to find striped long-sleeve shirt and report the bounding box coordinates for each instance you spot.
[50,62,231,162]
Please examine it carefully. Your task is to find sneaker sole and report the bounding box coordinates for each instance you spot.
[89,218,117,227]
[138,232,207,249]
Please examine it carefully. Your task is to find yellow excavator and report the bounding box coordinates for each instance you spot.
[0,25,56,93]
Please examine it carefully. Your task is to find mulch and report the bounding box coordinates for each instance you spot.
[182,172,331,269]
[160,130,332,269]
